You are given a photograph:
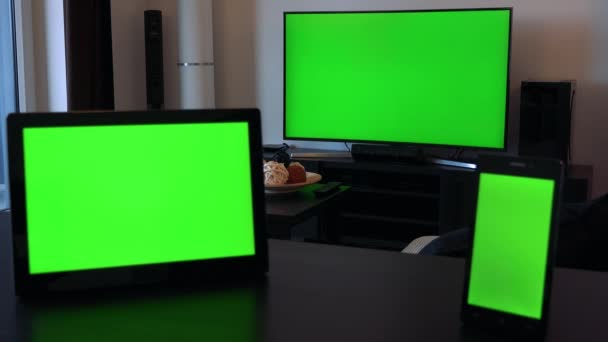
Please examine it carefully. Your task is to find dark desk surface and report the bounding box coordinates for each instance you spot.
[1,213,607,341]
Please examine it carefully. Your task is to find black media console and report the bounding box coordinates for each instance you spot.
[288,151,478,251]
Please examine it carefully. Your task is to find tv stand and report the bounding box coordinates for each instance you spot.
[351,144,477,169]
[427,157,477,170]
[351,144,425,163]
[290,151,352,159]
[285,155,479,250]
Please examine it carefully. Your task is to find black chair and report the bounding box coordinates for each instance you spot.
[557,194,608,271]
[401,227,471,257]
[402,194,608,271]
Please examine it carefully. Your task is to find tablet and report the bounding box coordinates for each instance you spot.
[7,109,267,295]
[461,155,563,337]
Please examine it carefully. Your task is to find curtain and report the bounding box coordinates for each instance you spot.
[64,0,114,110]
[0,0,17,190]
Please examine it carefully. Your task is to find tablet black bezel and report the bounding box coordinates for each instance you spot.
[7,109,268,296]
[461,154,563,338]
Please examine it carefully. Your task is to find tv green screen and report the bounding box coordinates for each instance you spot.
[23,122,256,275]
[467,173,555,319]
[284,9,511,149]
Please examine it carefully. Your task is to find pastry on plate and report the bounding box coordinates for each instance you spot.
[263,161,289,185]
[286,162,306,184]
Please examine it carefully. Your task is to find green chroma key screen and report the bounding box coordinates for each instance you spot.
[23,122,256,275]
[467,173,555,319]
[285,9,510,148]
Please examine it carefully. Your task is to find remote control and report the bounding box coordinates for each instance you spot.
[313,182,342,197]
[263,144,287,152]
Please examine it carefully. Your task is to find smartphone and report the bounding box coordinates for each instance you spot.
[461,155,563,337]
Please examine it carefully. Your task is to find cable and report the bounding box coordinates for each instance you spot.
[456,149,464,160]
[270,143,291,165]
[10,0,20,112]
[449,148,464,160]
[568,88,576,164]
[449,149,457,159]
[344,142,351,152]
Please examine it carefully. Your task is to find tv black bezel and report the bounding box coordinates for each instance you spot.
[7,109,269,296]
[283,7,513,152]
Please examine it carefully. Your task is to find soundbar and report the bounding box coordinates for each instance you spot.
[290,152,352,159]
[427,158,477,169]
[351,144,424,163]
[350,144,477,169]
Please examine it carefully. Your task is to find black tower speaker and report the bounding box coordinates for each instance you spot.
[144,10,164,110]
[519,81,574,165]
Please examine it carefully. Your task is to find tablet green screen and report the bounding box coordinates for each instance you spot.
[467,173,555,319]
[23,122,256,274]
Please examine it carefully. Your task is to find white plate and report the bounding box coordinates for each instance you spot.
[265,172,322,194]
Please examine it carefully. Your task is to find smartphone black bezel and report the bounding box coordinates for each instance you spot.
[461,154,563,338]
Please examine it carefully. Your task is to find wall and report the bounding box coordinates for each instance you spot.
[110,0,183,110]
[111,0,220,110]
[107,0,607,196]
[110,0,148,110]
[254,0,608,197]
[213,0,256,108]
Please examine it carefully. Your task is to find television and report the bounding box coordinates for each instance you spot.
[7,109,268,295]
[284,8,512,151]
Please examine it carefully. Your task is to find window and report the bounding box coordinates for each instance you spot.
[0,0,18,208]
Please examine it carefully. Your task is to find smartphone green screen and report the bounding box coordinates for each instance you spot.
[467,173,555,319]
[285,9,510,148]
[23,122,256,275]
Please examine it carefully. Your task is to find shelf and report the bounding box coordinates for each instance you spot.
[344,191,440,222]
[340,213,439,228]
[351,186,440,199]
[304,156,477,249]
